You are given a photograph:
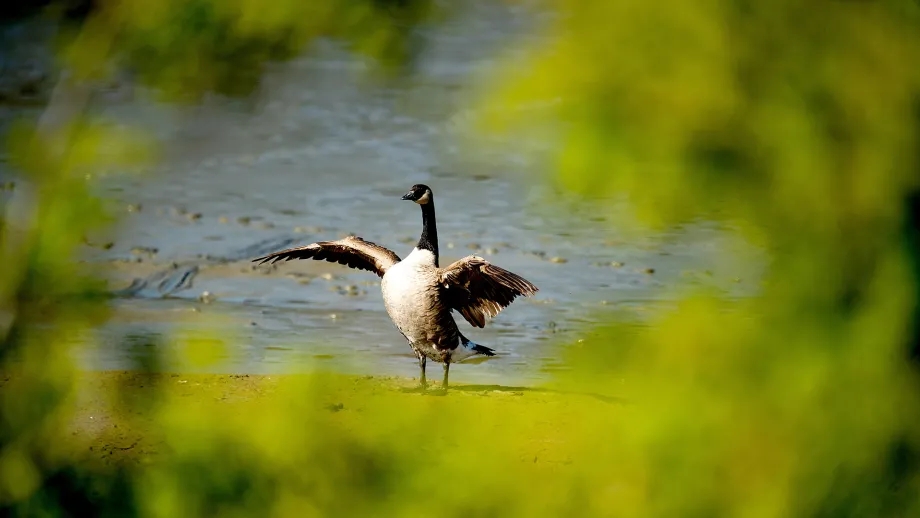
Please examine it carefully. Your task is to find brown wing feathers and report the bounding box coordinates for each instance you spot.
[254,238,537,327]
[439,256,538,328]
[252,236,400,278]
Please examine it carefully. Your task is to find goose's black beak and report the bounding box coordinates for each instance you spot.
[401,192,414,201]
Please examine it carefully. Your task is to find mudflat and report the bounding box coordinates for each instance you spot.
[65,370,622,471]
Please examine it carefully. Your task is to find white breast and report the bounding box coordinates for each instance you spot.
[380,248,439,344]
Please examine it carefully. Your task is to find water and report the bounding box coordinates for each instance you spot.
[3,2,761,385]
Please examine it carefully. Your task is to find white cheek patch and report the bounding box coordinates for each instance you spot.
[416,191,431,205]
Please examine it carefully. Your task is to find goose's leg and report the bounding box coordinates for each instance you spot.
[401,352,429,393]
[442,361,450,390]
[418,353,427,388]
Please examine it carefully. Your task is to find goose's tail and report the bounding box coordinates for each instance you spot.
[455,333,495,363]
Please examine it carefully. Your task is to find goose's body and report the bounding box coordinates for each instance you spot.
[381,247,487,365]
[253,184,537,389]
[382,248,451,358]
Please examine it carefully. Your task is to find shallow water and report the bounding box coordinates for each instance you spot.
[4,2,760,385]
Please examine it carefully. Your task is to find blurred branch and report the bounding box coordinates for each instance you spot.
[34,70,93,148]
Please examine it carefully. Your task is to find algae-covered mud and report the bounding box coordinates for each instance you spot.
[66,371,619,469]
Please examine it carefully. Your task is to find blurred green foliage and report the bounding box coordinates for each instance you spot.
[3,0,920,516]
[0,118,138,513]
[484,0,920,515]
[57,0,433,99]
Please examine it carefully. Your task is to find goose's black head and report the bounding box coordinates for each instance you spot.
[401,184,433,205]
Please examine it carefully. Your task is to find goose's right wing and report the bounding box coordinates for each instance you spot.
[252,236,400,278]
[439,255,538,328]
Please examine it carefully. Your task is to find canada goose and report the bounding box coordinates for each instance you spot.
[253,184,538,390]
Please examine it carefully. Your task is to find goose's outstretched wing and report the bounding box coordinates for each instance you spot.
[438,255,538,328]
[252,236,400,278]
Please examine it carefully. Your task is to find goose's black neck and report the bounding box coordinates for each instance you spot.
[417,199,439,266]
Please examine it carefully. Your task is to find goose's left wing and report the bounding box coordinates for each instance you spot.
[252,236,400,278]
[438,256,538,328]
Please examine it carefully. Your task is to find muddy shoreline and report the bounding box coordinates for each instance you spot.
[65,370,616,469]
